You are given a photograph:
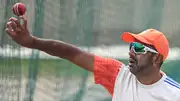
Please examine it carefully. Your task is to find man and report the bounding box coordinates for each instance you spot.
[6,16,180,101]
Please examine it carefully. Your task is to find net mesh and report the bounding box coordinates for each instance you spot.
[0,0,180,101]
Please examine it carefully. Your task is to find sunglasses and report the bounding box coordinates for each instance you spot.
[129,42,158,54]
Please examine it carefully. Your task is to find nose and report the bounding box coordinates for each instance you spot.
[129,47,135,58]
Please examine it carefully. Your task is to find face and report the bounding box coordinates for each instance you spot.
[128,41,158,75]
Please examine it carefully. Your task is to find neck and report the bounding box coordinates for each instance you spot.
[136,68,162,85]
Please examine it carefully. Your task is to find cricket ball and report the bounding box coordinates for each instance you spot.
[12,2,26,16]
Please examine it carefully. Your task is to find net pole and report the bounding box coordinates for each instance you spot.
[0,0,22,101]
[72,0,95,101]
[25,0,45,101]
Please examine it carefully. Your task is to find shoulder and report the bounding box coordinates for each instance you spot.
[94,55,123,65]
[163,76,180,99]
[93,56,126,95]
[93,55,124,72]
[164,76,180,91]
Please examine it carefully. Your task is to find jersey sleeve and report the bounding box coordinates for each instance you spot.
[93,55,124,96]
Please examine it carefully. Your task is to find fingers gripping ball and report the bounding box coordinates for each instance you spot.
[12,3,26,16]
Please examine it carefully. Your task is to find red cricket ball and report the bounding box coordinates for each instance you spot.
[12,2,26,16]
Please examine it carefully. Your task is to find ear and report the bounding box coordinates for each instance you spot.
[153,54,163,64]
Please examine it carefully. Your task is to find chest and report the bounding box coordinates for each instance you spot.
[118,86,173,101]
[112,74,174,101]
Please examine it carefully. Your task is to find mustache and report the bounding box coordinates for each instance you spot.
[129,56,137,63]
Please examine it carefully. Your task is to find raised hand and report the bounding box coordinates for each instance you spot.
[5,16,34,48]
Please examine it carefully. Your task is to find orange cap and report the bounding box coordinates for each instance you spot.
[121,29,169,61]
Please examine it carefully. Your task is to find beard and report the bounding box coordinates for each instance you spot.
[129,64,149,75]
[129,58,152,75]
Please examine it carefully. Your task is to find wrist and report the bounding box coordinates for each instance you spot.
[27,35,38,49]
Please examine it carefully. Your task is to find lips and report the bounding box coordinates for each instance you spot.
[129,57,136,67]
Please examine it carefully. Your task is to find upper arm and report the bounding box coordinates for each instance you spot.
[93,55,124,95]
[68,50,124,95]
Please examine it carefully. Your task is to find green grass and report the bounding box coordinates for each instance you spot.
[0,58,179,82]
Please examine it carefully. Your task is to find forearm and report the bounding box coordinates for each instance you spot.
[31,36,82,60]
[29,36,95,72]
